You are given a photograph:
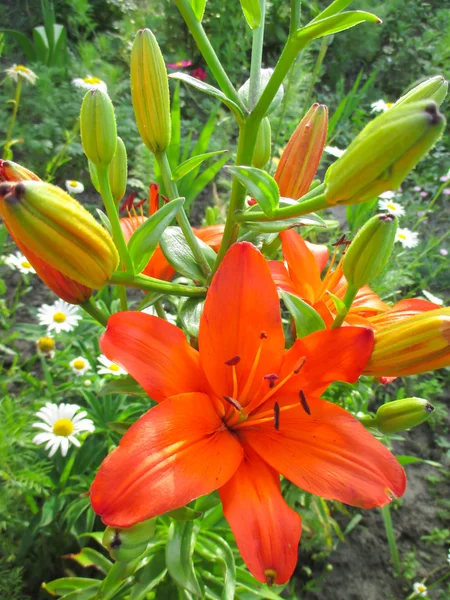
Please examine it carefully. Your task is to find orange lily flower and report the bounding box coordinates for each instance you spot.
[91,242,405,585]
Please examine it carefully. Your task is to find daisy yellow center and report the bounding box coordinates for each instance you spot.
[69,181,78,187]
[21,260,32,268]
[53,418,74,436]
[109,364,120,372]
[53,312,67,323]
[73,359,86,370]
[416,585,426,593]
[387,203,396,210]
[16,65,29,73]
[38,337,55,352]
[398,233,406,240]
[386,102,393,108]
[84,76,101,84]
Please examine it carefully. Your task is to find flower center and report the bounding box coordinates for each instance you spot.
[386,102,393,108]
[398,233,406,240]
[53,418,74,436]
[53,312,67,323]
[21,260,32,268]
[69,181,78,187]
[387,203,396,210]
[16,65,29,73]
[109,363,120,372]
[38,337,54,352]
[84,76,102,84]
[73,359,86,370]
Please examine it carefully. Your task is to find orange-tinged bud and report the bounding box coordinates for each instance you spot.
[0,181,119,289]
[275,103,328,199]
[364,308,450,377]
[0,159,41,182]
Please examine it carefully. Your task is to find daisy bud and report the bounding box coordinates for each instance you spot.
[343,213,398,289]
[370,398,434,434]
[108,136,128,205]
[0,159,41,182]
[364,308,450,377]
[102,519,156,563]
[0,181,119,289]
[131,29,171,155]
[80,89,117,167]
[252,117,271,169]
[36,336,55,355]
[324,101,445,206]
[394,75,448,109]
[275,103,328,199]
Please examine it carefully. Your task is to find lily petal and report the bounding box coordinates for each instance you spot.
[100,312,206,402]
[219,447,301,585]
[280,230,323,304]
[91,393,244,527]
[268,260,299,296]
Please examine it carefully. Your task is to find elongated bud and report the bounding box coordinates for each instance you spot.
[365,398,434,434]
[0,181,119,289]
[343,213,398,289]
[108,137,128,205]
[80,89,117,167]
[394,76,448,109]
[275,104,328,199]
[131,29,171,154]
[0,159,41,182]
[252,117,271,168]
[102,519,156,562]
[325,101,445,205]
[364,308,450,377]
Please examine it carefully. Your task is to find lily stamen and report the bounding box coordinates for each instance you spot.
[238,332,268,405]
[299,390,311,415]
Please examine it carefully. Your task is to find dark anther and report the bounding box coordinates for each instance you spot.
[299,390,311,415]
[274,401,280,431]
[424,103,441,126]
[264,373,279,389]
[225,355,241,366]
[425,403,435,413]
[0,182,12,197]
[111,531,122,549]
[223,396,243,411]
[260,331,268,339]
[332,234,346,247]
[379,213,396,222]
[294,357,306,374]
[266,574,275,587]
[120,191,136,212]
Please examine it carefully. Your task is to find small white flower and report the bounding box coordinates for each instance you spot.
[84,379,93,387]
[36,336,55,358]
[422,290,444,306]
[37,300,82,334]
[3,251,36,274]
[447,548,450,564]
[69,356,91,377]
[32,402,94,457]
[379,191,398,200]
[5,64,38,85]
[395,228,419,248]
[412,582,428,597]
[97,354,127,376]
[371,99,392,113]
[65,180,84,194]
[324,145,345,158]
[378,199,405,216]
[72,75,107,92]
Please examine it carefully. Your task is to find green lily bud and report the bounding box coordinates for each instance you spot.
[131,29,171,155]
[238,69,284,115]
[343,213,398,289]
[372,398,434,434]
[80,89,117,168]
[102,519,156,563]
[394,75,448,109]
[324,101,445,205]
[108,137,128,205]
[88,160,100,193]
[252,118,271,168]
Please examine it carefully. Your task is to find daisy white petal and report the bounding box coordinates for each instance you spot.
[32,423,53,432]
[412,582,428,597]
[5,64,38,84]
[37,300,82,334]
[422,290,444,305]
[3,252,36,274]
[72,75,107,92]
[32,433,54,445]
[395,228,419,248]
[371,99,392,113]
[69,436,81,447]
[69,357,91,377]
[97,354,127,376]
[324,145,345,158]
[65,180,84,194]
[378,199,405,216]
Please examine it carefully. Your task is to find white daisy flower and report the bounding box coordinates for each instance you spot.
[378,199,405,216]
[69,356,91,377]
[3,251,36,274]
[37,300,82,334]
[371,99,392,113]
[395,228,419,248]
[412,582,428,597]
[72,75,107,92]
[5,64,38,85]
[97,354,127,376]
[379,191,398,200]
[65,180,84,194]
[421,290,444,306]
[324,145,345,158]
[32,402,95,457]
[36,336,55,358]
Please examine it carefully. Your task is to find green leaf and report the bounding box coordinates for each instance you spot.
[166,506,203,521]
[280,289,326,338]
[184,154,230,211]
[327,290,346,317]
[59,586,101,600]
[98,375,147,397]
[296,11,381,44]
[172,150,228,181]
[128,198,185,274]
[245,212,327,233]
[235,567,285,598]
[197,532,235,600]
[0,29,35,60]
[178,298,205,338]
[96,208,112,234]
[169,72,245,123]
[239,0,261,29]
[130,550,168,600]
[160,227,217,283]
[42,577,101,595]
[190,0,207,21]
[310,0,354,23]
[64,547,113,573]
[396,455,441,468]
[227,166,279,217]
[33,26,50,64]
[166,521,202,596]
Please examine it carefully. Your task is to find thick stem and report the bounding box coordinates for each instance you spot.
[155,151,211,279]
[110,272,207,298]
[331,283,358,329]
[80,298,109,327]
[248,0,266,110]
[381,505,401,575]
[3,78,22,159]
[290,0,302,35]
[235,192,328,222]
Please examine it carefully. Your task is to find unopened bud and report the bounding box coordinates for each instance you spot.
[0,159,41,182]
[325,101,445,205]
[252,117,271,168]
[80,89,117,167]
[102,519,155,563]
[394,76,448,109]
[238,68,284,114]
[36,336,55,355]
[343,213,398,289]
[131,29,171,154]
[364,308,450,377]
[108,137,128,205]
[373,398,434,434]
[275,103,328,199]
[0,181,119,289]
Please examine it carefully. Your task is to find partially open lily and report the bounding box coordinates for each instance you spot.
[91,242,406,585]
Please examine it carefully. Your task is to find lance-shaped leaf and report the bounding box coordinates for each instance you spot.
[245,212,326,233]
[197,532,236,600]
[280,289,326,338]
[128,198,184,274]
[227,166,279,217]
[160,227,217,283]
[42,578,101,596]
[239,0,261,29]
[64,547,113,573]
[190,0,207,21]
[179,298,205,338]
[129,550,167,600]
[166,521,202,596]
[169,72,245,123]
[296,11,381,44]
[172,150,228,181]
[310,0,354,23]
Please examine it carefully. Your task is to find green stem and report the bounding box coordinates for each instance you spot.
[331,283,358,329]
[3,78,22,159]
[118,286,128,311]
[80,298,109,327]
[381,504,401,575]
[290,0,302,35]
[412,180,448,230]
[174,0,244,109]
[302,37,328,113]
[154,300,167,320]
[97,167,134,274]
[249,0,266,110]
[235,192,328,222]
[110,272,207,298]
[155,151,211,279]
